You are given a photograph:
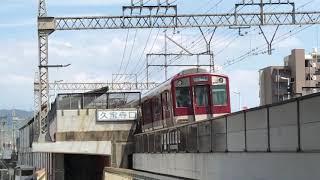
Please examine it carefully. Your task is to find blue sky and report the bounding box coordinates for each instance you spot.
[1,0,320,111]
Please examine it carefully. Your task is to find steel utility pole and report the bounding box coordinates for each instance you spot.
[37,0,320,141]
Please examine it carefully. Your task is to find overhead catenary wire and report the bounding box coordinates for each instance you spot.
[133,29,162,78]
[140,1,245,80]
[218,0,316,69]
[131,0,317,84]
[113,29,130,83]
[221,24,315,70]
[138,0,237,81]
[117,29,138,82]
[124,28,154,82]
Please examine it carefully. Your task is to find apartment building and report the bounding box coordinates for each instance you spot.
[260,49,320,105]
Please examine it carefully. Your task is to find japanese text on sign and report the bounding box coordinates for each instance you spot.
[97,110,137,121]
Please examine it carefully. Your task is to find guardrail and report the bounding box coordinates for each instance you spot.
[135,93,320,153]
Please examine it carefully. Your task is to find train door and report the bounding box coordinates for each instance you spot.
[161,91,172,128]
[193,85,211,120]
[192,76,212,121]
[174,77,193,123]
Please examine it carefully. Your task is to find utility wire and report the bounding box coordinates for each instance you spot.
[221,24,314,70]
[124,29,154,82]
[114,29,130,82]
[117,29,138,82]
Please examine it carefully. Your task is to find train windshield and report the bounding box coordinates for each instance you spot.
[21,170,34,176]
[176,87,192,107]
[212,77,228,106]
[195,86,209,106]
[212,84,227,105]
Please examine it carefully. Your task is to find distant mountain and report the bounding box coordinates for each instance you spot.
[0,109,33,128]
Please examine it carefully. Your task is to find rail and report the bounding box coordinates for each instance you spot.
[135,92,320,153]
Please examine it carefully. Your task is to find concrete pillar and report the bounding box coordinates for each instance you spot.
[111,142,134,169]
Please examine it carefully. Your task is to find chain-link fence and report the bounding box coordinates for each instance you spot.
[55,92,141,110]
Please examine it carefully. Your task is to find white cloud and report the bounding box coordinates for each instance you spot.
[274,37,302,49]
[0,74,33,87]
[228,69,260,111]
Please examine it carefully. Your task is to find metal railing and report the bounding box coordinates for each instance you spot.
[55,92,141,110]
[135,92,320,154]
[0,169,9,180]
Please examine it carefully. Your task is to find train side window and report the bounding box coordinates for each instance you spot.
[153,97,161,117]
[162,92,169,111]
[212,84,227,106]
[143,101,152,124]
[176,87,192,108]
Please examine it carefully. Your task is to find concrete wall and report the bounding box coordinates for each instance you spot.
[134,93,320,180]
[46,109,137,169]
[136,93,320,154]
[56,109,135,133]
[300,95,320,150]
[134,153,320,180]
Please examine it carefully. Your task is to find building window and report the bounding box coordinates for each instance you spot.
[305,60,311,67]
[306,74,312,80]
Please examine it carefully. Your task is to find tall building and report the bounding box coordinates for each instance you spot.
[260,49,320,105]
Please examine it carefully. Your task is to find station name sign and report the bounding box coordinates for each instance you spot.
[96,109,137,122]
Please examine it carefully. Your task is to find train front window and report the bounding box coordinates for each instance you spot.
[176,87,192,108]
[212,84,227,106]
[21,170,34,176]
[195,86,209,106]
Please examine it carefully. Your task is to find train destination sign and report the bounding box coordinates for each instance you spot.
[96,109,137,121]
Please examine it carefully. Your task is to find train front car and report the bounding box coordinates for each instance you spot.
[172,69,231,124]
[140,68,231,132]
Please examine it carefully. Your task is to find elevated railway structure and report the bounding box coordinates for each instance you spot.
[133,92,320,180]
[36,0,320,143]
[18,91,141,180]
[18,0,320,179]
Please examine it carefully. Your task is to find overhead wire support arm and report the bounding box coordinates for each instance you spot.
[259,25,280,55]
[165,35,193,55]
[199,27,217,72]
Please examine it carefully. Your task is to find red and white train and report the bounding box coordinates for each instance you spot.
[140,68,231,132]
